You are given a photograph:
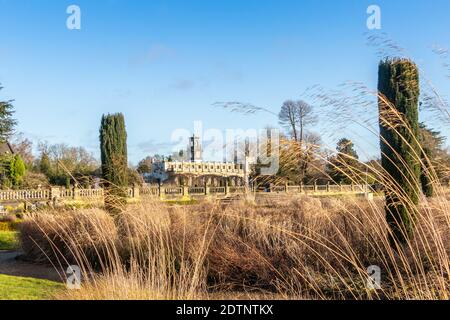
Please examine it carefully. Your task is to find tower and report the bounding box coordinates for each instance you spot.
[233,139,238,164]
[233,138,250,164]
[189,135,202,162]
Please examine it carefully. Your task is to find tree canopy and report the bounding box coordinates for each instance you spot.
[327,138,361,184]
[0,85,17,142]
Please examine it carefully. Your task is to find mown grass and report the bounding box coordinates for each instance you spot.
[0,231,18,250]
[0,274,64,300]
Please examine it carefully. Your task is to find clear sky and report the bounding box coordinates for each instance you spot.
[0,0,449,163]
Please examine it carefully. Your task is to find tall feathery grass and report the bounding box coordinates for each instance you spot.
[18,189,450,300]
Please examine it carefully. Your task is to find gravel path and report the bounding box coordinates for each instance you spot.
[0,250,63,282]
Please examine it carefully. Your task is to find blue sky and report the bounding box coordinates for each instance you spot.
[0,0,449,163]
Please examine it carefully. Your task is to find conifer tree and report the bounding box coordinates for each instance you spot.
[378,58,421,245]
[0,84,17,142]
[99,113,128,212]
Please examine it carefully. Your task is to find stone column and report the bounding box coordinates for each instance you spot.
[159,183,165,200]
[132,185,140,199]
[72,185,78,200]
[205,181,209,196]
[50,187,61,200]
[50,187,61,206]
[183,185,189,196]
[225,180,229,195]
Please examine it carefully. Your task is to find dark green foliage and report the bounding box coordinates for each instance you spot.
[378,58,421,245]
[418,122,448,196]
[39,153,51,176]
[99,113,128,212]
[327,138,360,184]
[137,156,153,174]
[419,123,446,151]
[65,176,71,190]
[420,147,433,198]
[0,154,26,188]
[0,85,17,142]
[37,146,98,187]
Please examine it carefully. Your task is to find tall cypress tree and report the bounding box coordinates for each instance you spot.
[378,58,421,245]
[99,113,128,212]
[0,84,17,142]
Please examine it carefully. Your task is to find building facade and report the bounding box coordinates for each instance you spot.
[147,135,249,187]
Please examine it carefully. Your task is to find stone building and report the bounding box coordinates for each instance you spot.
[189,135,202,163]
[147,135,250,187]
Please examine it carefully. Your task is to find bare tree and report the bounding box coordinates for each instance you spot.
[279,100,299,141]
[216,99,320,183]
[10,133,34,166]
[300,132,322,182]
[278,100,319,182]
[278,100,317,143]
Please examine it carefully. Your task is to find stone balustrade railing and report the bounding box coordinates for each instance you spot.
[2,184,446,204]
[0,187,105,203]
[141,183,373,199]
[0,189,51,201]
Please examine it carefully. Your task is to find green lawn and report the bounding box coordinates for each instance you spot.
[0,231,64,300]
[0,274,64,300]
[0,231,18,250]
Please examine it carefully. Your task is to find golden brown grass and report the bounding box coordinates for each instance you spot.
[18,190,450,300]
